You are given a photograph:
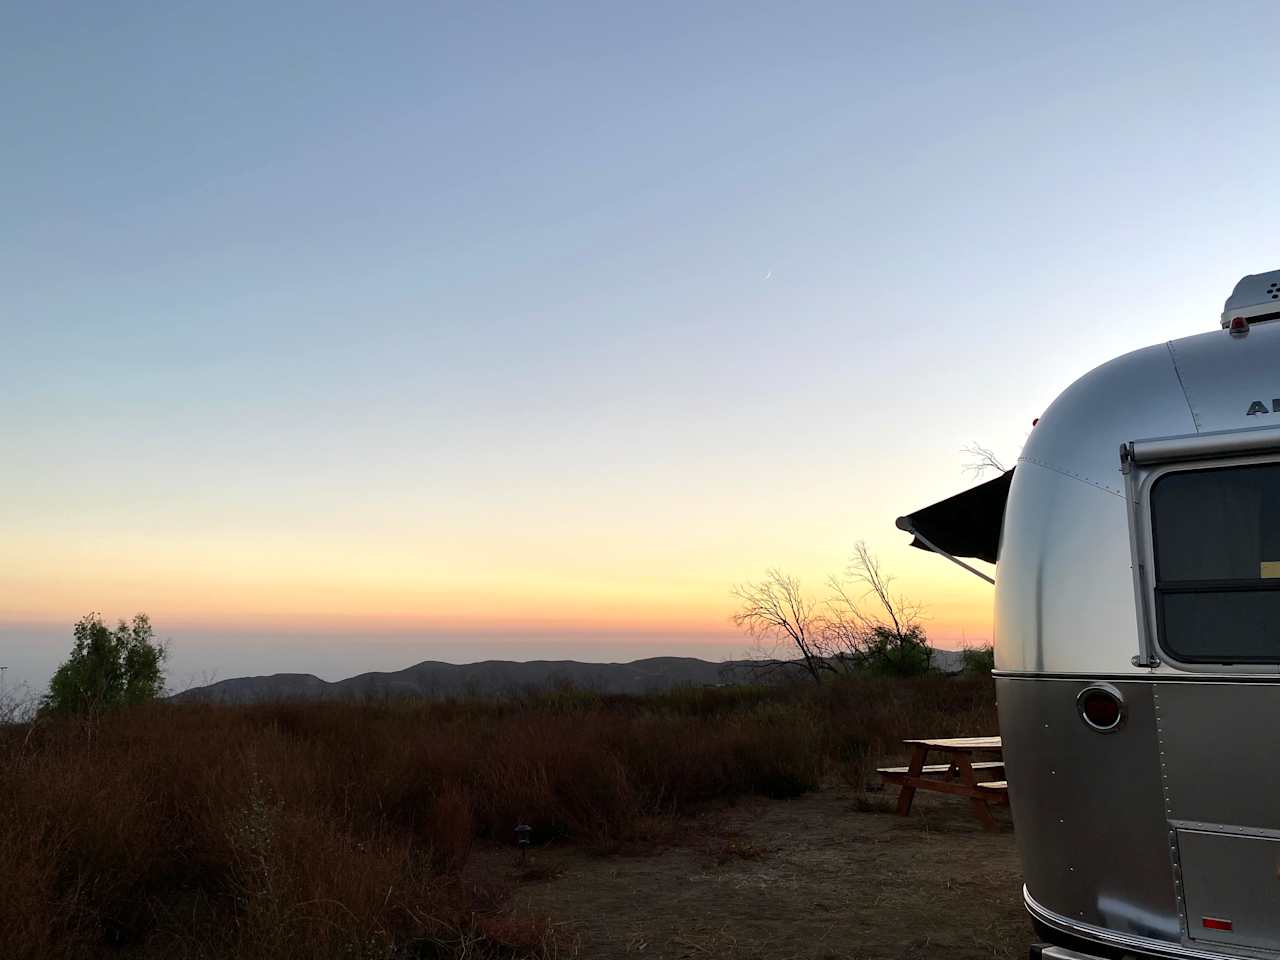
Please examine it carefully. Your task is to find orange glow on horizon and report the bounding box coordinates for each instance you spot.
[2,461,998,660]
[2,555,994,653]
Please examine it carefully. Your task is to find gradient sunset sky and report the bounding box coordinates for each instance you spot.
[4,2,1277,693]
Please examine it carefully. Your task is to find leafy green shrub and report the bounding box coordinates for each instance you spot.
[960,644,996,674]
[858,624,933,677]
[41,614,167,716]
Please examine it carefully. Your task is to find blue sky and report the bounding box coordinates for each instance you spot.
[4,1,1279,694]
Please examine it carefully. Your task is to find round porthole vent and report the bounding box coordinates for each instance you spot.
[1077,683,1125,733]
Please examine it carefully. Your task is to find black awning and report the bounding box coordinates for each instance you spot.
[895,468,1013,565]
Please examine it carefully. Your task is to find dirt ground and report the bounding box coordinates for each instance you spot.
[471,785,1029,960]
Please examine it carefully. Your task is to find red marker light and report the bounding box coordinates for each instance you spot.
[1203,917,1233,931]
[1229,316,1249,339]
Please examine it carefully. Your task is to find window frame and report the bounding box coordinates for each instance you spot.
[1138,454,1280,671]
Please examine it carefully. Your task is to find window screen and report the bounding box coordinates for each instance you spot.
[1151,463,1280,662]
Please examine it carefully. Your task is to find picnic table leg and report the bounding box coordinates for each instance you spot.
[896,744,928,816]
[953,753,998,831]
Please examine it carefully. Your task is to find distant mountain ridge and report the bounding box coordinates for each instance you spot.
[171,649,969,703]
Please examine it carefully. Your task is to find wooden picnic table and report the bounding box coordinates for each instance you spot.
[877,736,1006,830]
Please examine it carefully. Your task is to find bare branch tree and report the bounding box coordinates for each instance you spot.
[731,569,830,684]
[824,542,932,676]
[810,599,859,671]
[961,442,1007,479]
[733,547,932,680]
[847,542,924,635]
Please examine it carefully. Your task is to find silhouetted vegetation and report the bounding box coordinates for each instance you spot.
[734,542,935,680]
[0,674,995,959]
[961,643,996,674]
[41,613,167,716]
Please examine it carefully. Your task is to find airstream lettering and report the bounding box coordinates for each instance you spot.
[898,269,1280,960]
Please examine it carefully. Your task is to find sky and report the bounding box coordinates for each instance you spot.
[4,1,1279,695]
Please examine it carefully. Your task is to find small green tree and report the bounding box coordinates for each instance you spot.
[42,613,168,716]
[857,623,933,677]
[960,643,996,674]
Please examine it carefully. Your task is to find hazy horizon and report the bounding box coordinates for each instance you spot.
[7,2,1278,695]
[1,619,991,696]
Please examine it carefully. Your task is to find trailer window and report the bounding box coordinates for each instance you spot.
[1151,463,1280,662]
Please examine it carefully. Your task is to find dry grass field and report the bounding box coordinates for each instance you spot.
[492,786,1025,960]
[0,675,1019,959]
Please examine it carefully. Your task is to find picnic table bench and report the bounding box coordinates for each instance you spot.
[877,736,1006,830]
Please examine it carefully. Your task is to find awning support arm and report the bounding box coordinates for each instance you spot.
[895,518,995,585]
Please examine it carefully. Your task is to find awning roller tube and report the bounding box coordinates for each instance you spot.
[1127,424,1280,467]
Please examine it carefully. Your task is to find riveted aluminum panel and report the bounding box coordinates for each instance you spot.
[1156,682,1280,829]
[1177,828,1280,951]
[996,340,1196,675]
[1018,341,1196,506]
[953,306,1280,955]
[1167,320,1280,434]
[995,465,1135,674]
[995,322,1280,677]
[996,676,1178,942]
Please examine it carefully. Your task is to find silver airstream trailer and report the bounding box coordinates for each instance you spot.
[898,270,1280,960]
